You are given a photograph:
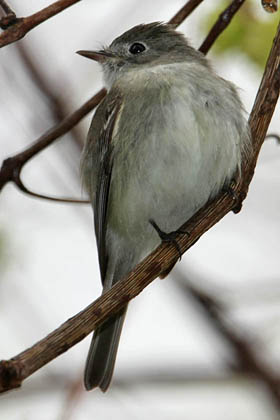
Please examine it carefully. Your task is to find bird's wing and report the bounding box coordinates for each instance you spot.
[81,91,122,284]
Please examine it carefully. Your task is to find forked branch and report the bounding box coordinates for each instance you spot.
[0,0,81,46]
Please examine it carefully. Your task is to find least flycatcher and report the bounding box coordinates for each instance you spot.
[78,22,251,392]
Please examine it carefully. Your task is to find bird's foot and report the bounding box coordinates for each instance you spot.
[149,219,189,260]
[223,180,243,214]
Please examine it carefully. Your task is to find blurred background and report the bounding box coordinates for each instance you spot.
[0,1,280,419]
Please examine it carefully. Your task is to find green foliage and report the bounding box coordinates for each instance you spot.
[201,2,279,68]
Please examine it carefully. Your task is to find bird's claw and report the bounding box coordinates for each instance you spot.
[149,219,189,260]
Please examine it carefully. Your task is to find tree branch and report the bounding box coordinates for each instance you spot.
[0,0,17,29]
[169,0,204,26]
[0,88,107,200]
[0,0,15,15]
[199,0,246,54]
[0,0,81,47]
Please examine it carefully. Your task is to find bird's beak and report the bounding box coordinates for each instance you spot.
[76,49,114,63]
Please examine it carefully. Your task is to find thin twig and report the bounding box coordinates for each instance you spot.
[242,22,280,195]
[169,0,204,26]
[199,0,247,54]
[14,175,89,203]
[0,0,17,29]
[13,42,88,203]
[266,133,280,144]
[0,0,81,47]
[0,0,15,15]
[0,88,106,195]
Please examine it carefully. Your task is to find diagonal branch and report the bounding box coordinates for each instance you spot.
[0,19,279,393]
[0,88,107,195]
[0,0,81,47]
[199,0,247,54]
[0,190,238,393]
[169,0,205,26]
[0,0,17,29]
[0,0,14,15]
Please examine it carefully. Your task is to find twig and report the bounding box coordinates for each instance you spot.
[0,88,106,198]
[242,22,280,195]
[13,42,88,203]
[14,176,89,203]
[0,0,81,47]
[199,0,246,54]
[169,0,204,26]
[0,0,14,15]
[0,190,266,392]
[0,0,205,48]
[266,133,280,144]
[0,0,17,29]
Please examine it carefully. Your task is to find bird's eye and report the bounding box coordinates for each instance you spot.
[129,42,146,55]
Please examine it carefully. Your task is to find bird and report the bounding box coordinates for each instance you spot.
[77,22,251,392]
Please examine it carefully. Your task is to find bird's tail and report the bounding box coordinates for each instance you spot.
[84,306,127,392]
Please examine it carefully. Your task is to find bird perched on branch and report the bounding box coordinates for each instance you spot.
[78,22,251,392]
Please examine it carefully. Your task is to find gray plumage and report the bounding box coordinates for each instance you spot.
[79,22,251,392]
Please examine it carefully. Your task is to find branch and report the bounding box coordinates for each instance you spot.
[0,0,204,48]
[0,0,81,47]
[0,88,106,200]
[0,190,236,393]
[0,0,17,29]
[169,0,204,26]
[0,9,279,394]
[0,0,14,15]
[199,0,246,54]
